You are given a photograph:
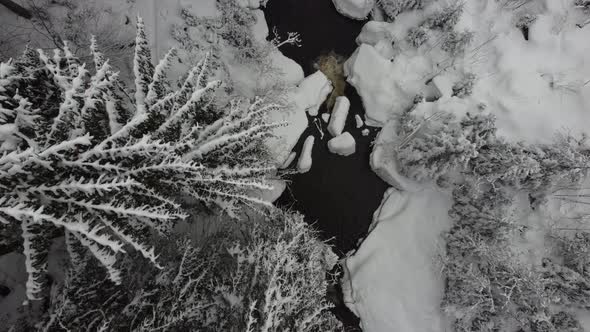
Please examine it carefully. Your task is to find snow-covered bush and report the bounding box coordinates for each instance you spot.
[176,0,272,67]
[378,0,424,21]
[41,209,342,331]
[0,19,280,301]
[441,30,473,56]
[444,184,556,332]
[452,73,476,98]
[397,109,495,182]
[422,3,464,31]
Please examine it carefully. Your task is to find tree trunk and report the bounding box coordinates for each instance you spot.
[0,0,32,20]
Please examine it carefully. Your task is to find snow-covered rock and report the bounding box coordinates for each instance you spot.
[430,75,453,98]
[362,128,370,136]
[297,136,315,173]
[327,96,350,136]
[356,21,391,46]
[328,132,356,156]
[356,21,395,58]
[342,188,452,332]
[236,0,262,9]
[370,120,420,192]
[355,114,364,128]
[279,151,297,169]
[265,69,339,166]
[298,71,333,116]
[332,0,375,20]
[344,44,410,127]
[321,113,330,123]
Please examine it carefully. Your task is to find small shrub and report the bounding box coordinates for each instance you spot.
[452,73,476,98]
[406,27,429,48]
[423,3,464,31]
[441,31,473,56]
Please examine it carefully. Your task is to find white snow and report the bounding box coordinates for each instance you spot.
[266,70,339,165]
[344,44,410,126]
[354,114,364,128]
[342,188,452,332]
[298,71,333,116]
[327,96,350,136]
[321,113,331,123]
[370,119,421,192]
[297,136,315,173]
[328,132,356,156]
[279,151,297,169]
[332,0,375,20]
[361,128,370,136]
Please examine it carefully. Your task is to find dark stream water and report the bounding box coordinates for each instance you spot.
[263,1,390,329]
[264,0,389,259]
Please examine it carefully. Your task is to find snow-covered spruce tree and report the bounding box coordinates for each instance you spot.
[397,108,495,183]
[41,209,343,331]
[442,184,566,332]
[422,3,464,31]
[398,108,590,194]
[398,109,590,330]
[0,18,280,302]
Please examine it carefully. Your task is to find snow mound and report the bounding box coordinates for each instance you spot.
[344,44,413,126]
[361,128,370,136]
[370,120,421,192]
[327,96,350,136]
[297,136,315,173]
[342,188,452,332]
[328,132,356,156]
[332,0,375,20]
[298,71,333,116]
[266,70,337,165]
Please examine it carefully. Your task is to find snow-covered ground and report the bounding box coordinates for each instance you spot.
[343,187,452,332]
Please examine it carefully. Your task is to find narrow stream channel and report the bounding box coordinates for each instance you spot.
[264,0,389,257]
[263,1,390,329]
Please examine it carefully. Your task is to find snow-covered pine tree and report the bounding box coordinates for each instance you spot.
[378,0,424,21]
[0,18,281,302]
[41,209,343,331]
